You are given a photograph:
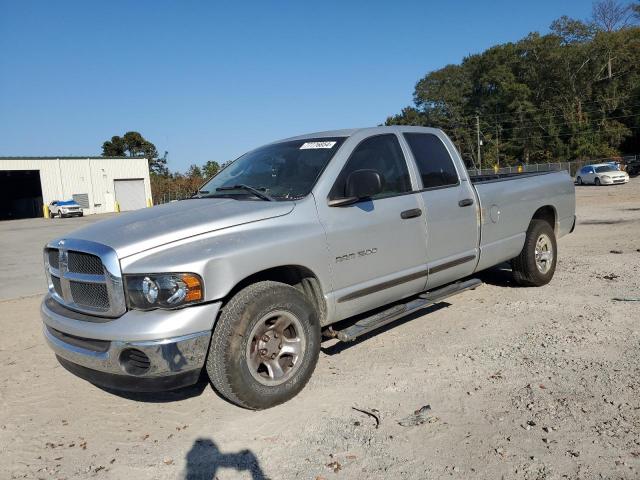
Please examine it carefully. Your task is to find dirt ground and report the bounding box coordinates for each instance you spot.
[1,180,639,480]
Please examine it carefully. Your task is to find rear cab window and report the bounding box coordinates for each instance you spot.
[403,133,459,189]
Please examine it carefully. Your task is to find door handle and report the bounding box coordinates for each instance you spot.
[401,208,422,219]
[458,198,474,207]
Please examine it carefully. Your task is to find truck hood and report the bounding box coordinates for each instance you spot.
[65,199,295,258]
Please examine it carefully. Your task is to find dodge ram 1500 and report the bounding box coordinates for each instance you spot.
[41,126,576,409]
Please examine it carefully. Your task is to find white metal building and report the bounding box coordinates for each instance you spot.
[0,157,153,220]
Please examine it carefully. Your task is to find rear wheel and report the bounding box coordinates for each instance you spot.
[576,176,583,185]
[206,281,321,409]
[594,177,601,186]
[511,219,557,287]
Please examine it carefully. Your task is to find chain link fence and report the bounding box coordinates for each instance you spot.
[155,154,639,204]
[157,191,196,205]
[468,154,638,178]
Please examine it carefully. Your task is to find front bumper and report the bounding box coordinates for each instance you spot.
[41,295,221,391]
[600,176,629,184]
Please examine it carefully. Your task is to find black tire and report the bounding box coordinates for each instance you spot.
[206,281,321,409]
[576,176,582,185]
[594,177,601,186]
[511,219,557,287]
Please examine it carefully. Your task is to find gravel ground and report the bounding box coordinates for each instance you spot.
[1,179,639,479]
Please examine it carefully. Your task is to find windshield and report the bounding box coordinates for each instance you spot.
[595,166,616,173]
[198,137,346,201]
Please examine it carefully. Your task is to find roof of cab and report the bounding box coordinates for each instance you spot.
[587,163,618,167]
[274,125,443,143]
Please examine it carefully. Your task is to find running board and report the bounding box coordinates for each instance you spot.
[331,278,482,342]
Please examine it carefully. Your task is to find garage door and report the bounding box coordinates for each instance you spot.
[114,179,146,212]
[0,170,43,220]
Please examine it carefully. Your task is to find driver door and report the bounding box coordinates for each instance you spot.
[316,133,428,321]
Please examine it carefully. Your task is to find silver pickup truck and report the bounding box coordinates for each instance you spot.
[41,126,575,409]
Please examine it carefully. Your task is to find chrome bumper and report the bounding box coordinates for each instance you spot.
[43,325,211,377]
[41,295,220,382]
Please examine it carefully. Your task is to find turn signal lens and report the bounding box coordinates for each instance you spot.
[182,274,203,302]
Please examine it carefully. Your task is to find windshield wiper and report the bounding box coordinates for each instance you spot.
[191,190,209,198]
[215,184,274,202]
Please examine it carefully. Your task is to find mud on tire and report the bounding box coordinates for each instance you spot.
[206,281,321,409]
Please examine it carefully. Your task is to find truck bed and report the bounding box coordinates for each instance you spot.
[470,169,575,273]
[469,170,561,184]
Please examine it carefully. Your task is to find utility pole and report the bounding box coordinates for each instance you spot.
[476,115,482,171]
[496,123,500,168]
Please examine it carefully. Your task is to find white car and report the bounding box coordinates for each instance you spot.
[49,200,83,218]
[576,163,629,186]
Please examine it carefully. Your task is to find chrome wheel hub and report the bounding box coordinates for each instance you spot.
[246,310,305,385]
[534,233,553,274]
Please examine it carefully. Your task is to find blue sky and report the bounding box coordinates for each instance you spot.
[0,0,593,172]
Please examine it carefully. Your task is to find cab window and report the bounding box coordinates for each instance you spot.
[330,134,411,200]
[403,133,459,188]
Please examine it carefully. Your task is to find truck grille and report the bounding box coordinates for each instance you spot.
[44,239,126,318]
[48,249,60,270]
[68,251,104,275]
[69,281,110,309]
[51,275,63,297]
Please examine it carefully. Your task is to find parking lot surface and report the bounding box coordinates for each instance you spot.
[1,182,639,479]
[0,214,115,301]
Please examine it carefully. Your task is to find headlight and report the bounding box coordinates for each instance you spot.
[125,273,203,310]
[601,175,610,180]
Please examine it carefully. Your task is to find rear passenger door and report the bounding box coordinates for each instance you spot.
[401,132,479,289]
[316,133,428,321]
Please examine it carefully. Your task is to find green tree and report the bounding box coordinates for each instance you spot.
[102,131,167,175]
[550,16,596,43]
[387,2,640,165]
[102,135,126,156]
[202,160,220,179]
[186,164,203,178]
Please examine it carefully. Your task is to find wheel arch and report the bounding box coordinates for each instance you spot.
[531,205,557,233]
[223,265,327,324]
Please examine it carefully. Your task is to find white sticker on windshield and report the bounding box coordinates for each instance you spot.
[300,141,336,150]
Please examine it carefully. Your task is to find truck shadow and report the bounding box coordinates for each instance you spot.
[475,263,518,288]
[184,438,266,480]
[96,371,209,403]
[321,302,451,356]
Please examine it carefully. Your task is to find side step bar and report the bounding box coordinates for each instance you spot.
[330,278,482,342]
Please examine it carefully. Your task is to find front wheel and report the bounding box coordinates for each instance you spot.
[511,219,557,287]
[594,177,601,186]
[206,281,321,409]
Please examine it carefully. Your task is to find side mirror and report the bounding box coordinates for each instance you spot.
[329,169,383,207]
